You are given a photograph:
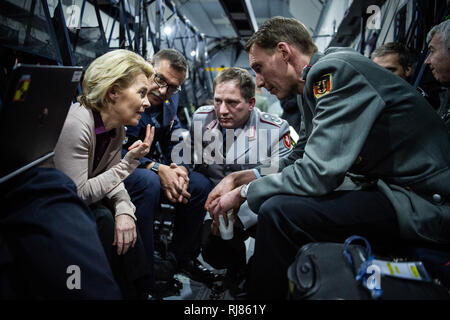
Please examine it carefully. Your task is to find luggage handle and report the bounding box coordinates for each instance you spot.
[343,235,372,266]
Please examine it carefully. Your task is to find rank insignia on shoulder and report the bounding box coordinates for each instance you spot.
[196,105,214,113]
[261,113,281,127]
[313,73,333,99]
[272,116,283,126]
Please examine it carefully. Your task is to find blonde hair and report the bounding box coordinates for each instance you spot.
[78,49,153,111]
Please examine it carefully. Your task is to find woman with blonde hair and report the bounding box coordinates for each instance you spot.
[54,49,155,299]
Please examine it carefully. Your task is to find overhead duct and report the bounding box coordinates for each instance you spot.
[218,0,258,39]
[328,0,386,47]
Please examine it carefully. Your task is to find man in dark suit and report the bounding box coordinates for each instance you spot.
[205,17,450,299]
[123,49,216,284]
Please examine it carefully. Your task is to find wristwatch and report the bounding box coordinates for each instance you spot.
[151,162,160,173]
[240,183,250,200]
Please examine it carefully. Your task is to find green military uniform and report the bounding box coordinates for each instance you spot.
[249,47,450,244]
[247,47,450,299]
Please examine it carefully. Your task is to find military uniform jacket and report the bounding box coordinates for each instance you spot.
[192,106,292,185]
[249,47,450,243]
[192,106,293,228]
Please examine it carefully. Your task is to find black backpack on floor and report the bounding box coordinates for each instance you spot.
[287,236,450,300]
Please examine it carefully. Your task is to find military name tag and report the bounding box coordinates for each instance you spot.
[313,73,333,99]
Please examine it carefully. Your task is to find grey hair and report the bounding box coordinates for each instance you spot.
[427,20,450,50]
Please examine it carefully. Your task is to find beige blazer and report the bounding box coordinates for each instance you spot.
[53,103,140,219]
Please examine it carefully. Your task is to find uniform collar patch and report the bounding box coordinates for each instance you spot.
[313,73,333,99]
[302,64,312,80]
[206,119,218,130]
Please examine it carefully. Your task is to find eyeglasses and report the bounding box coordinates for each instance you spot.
[153,72,181,93]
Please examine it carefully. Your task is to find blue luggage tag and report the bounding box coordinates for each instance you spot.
[356,257,383,299]
[343,235,383,299]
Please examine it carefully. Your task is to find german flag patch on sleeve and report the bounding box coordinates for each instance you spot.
[313,73,332,99]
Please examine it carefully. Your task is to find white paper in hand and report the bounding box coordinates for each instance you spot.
[219,210,234,240]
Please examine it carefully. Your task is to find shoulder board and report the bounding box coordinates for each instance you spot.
[260,112,283,127]
[196,105,215,114]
